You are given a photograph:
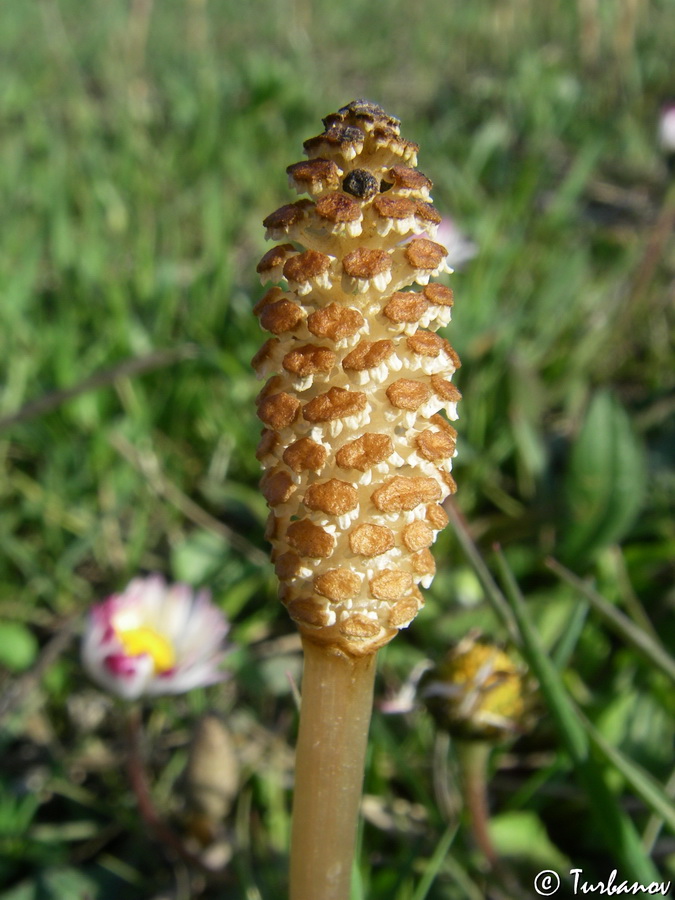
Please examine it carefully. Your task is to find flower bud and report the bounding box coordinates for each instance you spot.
[254,101,460,656]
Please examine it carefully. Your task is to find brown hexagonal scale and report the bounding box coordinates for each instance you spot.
[304,479,359,516]
[263,201,314,232]
[371,476,442,512]
[257,392,301,430]
[372,129,418,161]
[389,596,422,627]
[315,192,362,223]
[386,165,432,193]
[259,299,304,335]
[412,548,436,576]
[256,244,296,275]
[253,286,285,318]
[335,433,393,471]
[426,503,449,530]
[386,379,432,410]
[286,520,335,558]
[342,248,391,280]
[303,386,367,423]
[373,195,417,221]
[369,570,414,601]
[282,437,328,473]
[414,202,442,226]
[303,124,365,157]
[282,344,336,377]
[415,428,457,462]
[342,339,394,372]
[405,238,446,270]
[283,250,332,284]
[255,428,279,461]
[430,374,462,402]
[401,521,434,552]
[446,345,462,370]
[260,469,297,506]
[441,472,458,494]
[255,376,283,405]
[274,551,303,580]
[264,512,278,541]
[251,337,280,374]
[349,523,395,557]
[383,292,429,323]
[423,283,454,306]
[405,331,448,357]
[314,569,362,601]
[307,303,365,341]
[286,158,341,193]
[429,413,459,436]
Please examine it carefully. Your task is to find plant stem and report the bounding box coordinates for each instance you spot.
[455,740,497,868]
[125,705,208,871]
[290,638,378,900]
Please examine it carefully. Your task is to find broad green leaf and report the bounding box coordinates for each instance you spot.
[561,391,646,566]
[490,811,569,869]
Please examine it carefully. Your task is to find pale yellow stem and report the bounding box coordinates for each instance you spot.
[290,637,378,900]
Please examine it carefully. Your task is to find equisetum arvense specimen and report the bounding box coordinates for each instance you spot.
[253,100,460,900]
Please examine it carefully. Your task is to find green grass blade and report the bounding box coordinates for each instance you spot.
[445,501,520,646]
[551,599,590,672]
[546,558,675,683]
[578,711,675,836]
[410,824,459,900]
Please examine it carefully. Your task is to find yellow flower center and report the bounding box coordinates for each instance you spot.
[116,625,176,674]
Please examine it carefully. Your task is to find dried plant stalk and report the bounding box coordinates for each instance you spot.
[253,100,460,899]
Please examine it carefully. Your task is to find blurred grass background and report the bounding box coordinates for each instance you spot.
[0,0,673,897]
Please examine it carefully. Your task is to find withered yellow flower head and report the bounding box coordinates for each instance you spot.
[420,636,529,741]
[254,101,460,657]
